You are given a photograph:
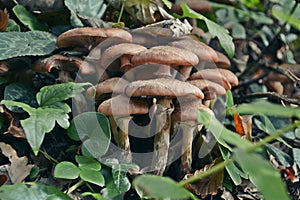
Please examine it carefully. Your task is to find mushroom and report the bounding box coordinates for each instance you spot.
[188,79,227,100]
[131,45,199,80]
[56,27,132,51]
[168,38,219,75]
[86,77,129,101]
[172,100,213,175]
[204,51,231,69]
[98,94,149,162]
[99,43,147,80]
[171,0,211,15]
[125,77,204,175]
[188,69,239,90]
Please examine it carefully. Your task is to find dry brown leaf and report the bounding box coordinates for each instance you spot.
[0,8,9,32]
[184,157,224,198]
[234,113,253,141]
[0,142,34,183]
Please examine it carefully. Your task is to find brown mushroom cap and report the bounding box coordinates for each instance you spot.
[188,79,227,100]
[131,45,199,67]
[32,54,96,74]
[98,94,149,117]
[56,27,132,49]
[86,77,129,100]
[125,77,204,99]
[171,0,211,15]
[188,69,238,90]
[169,38,218,63]
[99,43,147,70]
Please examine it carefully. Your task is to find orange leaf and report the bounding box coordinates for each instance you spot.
[234,113,253,141]
[234,113,244,136]
[0,8,9,32]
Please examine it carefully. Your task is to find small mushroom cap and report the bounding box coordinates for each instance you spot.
[215,51,231,69]
[188,69,238,90]
[56,27,132,49]
[172,100,213,122]
[98,94,149,117]
[131,27,175,47]
[125,77,204,99]
[171,0,211,15]
[32,54,95,74]
[100,43,147,69]
[188,79,227,100]
[131,45,199,67]
[169,39,218,62]
[86,77,129,100]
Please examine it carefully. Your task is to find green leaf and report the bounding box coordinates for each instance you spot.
[4,83,37,113]
[254,115,292,148]
[272,5,300,31]
[105,159,139,193]
[79,167,105,186]
[1,100,69,155]
[68,112,111,159]
[54,161,80,179]
[64,0,107,27]
[36,82,90,107]
[236,100,300,118]
[181,3,235,57]
[75,155,101,170]
[161,0,172,9]
[0,182,72,200]
[0,31,56,60]
[6,19,20,32]
[234,150,290,200]
[265,144,292,167]
[293,148,300,169]
[198,109,255,151]
[133,174,193,199]
[12,5,48,31]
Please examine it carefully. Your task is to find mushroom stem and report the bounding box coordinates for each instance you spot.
[180,122,196,175]
[115,116,132,162]
[151,97,174,175]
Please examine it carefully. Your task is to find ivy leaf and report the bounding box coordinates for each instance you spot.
[133,174,193,199]
[0,31,56,60]
[64,0,107,27]
[0,182,72,200]
[67,112,111,159]
[1,100,69,155]
[36,82,90,107]
[75,155,101,170]
[180,3,235,57]
[54,161,80,179]
[12,5,48,31]
[234,150,290,200]
[105,158,140,193]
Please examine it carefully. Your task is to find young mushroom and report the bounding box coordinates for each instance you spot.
[98,94,149,162]
[131,45,199,80]
[188,68,239,90]
[125,77,204,175]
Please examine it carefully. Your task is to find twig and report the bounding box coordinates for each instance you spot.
[237,92,300,105]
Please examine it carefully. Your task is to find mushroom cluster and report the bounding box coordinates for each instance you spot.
[44,26,238,176]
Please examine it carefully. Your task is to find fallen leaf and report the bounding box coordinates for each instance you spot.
[234,113,253,141]
[0,8,9,32]
[184,157,224,198]
[0,174,8,186]
[0,142,34,183]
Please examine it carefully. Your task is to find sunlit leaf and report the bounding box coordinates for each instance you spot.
[75,155,101,170]
[133,174,193,199]
[236,100,300,118]
[181,3,235,57]
[0,31,56,60]
[12,5,48,31]
[0,182,72,200]
[234,150,290,200]
[64,0,107,27]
